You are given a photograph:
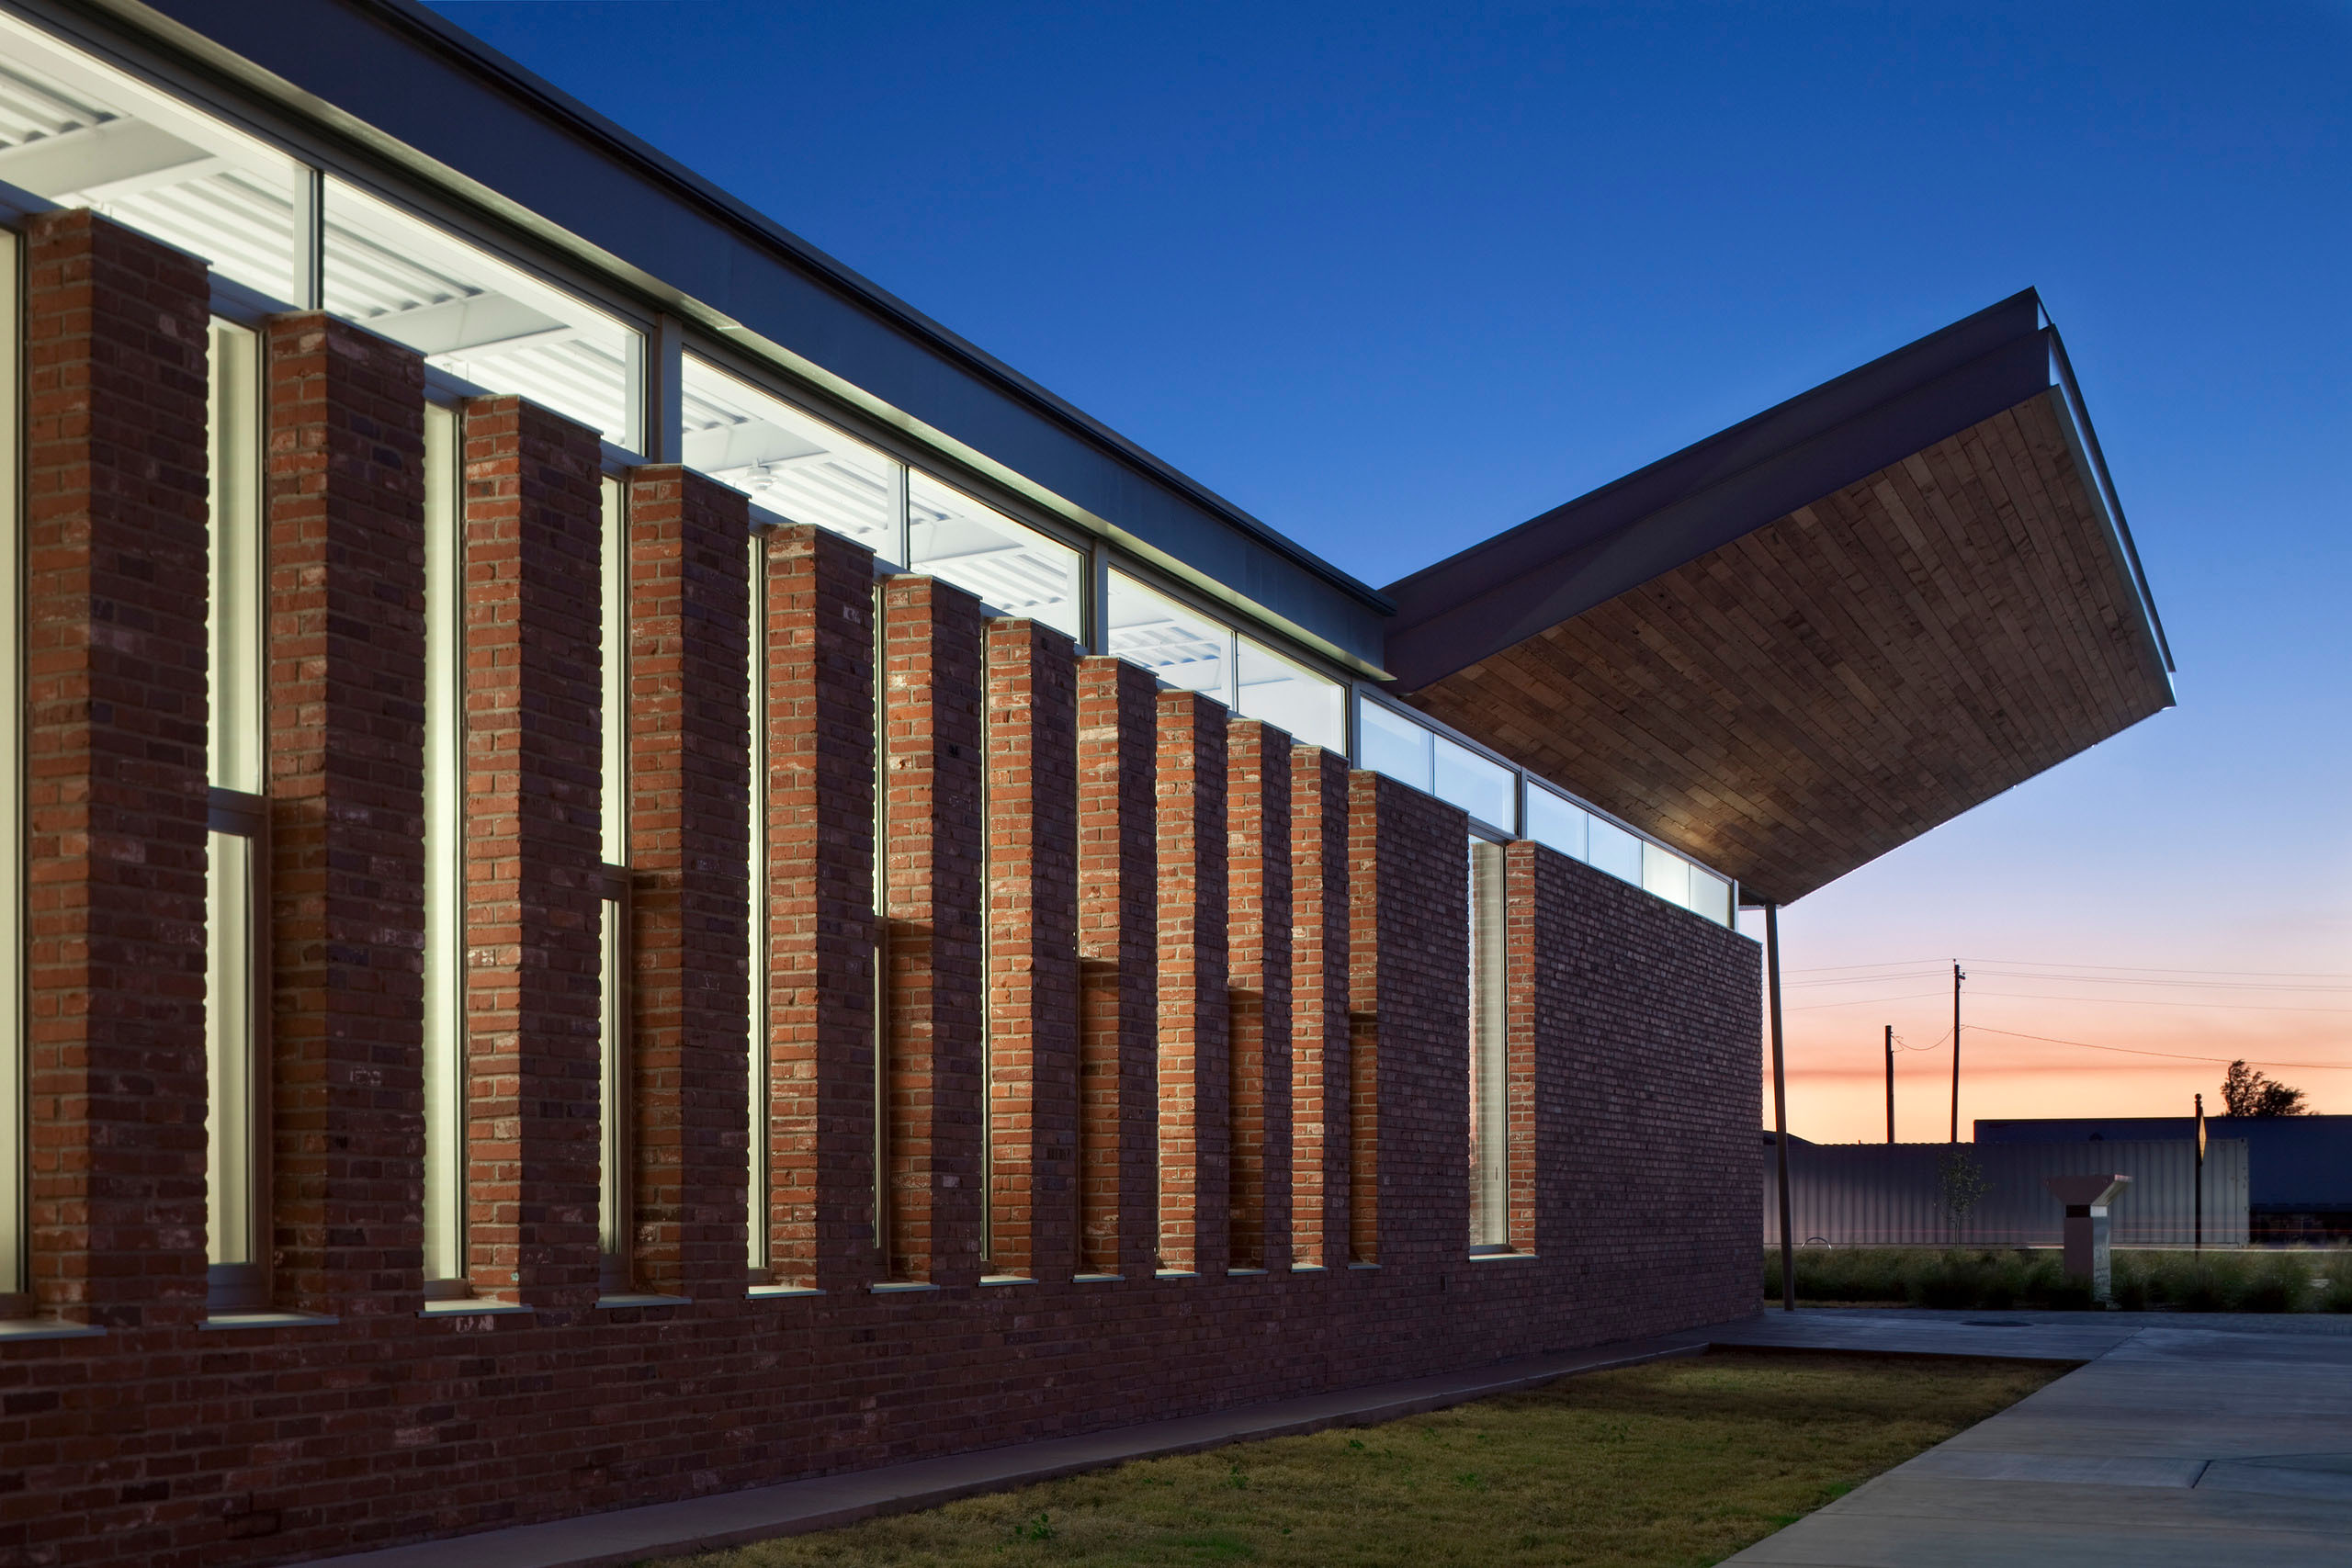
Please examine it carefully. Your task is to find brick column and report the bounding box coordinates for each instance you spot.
[628,468,752,1301]
[1075,658,1158,1278]
[1225,719,1292,1272]
[1289,745,1350,1269]
[262,313,428,1319]
[763,525,878,1292]
[460,396,605,1311]
[878,575,987,1286]
[982,621,1080,1281]
[1155,691,1228,1277]
[20,210,211,1327]
[1348,772,1468,1274]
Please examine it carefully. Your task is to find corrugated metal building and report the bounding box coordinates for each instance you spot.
[1763,1137,2247,1247]
[1978,1116,2352,1240]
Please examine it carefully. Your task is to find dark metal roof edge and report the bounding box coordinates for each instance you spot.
[1383,326,2058,689]
[2042,319,2176,677]
[1383,288,2044,610]
[68,0,1393,616]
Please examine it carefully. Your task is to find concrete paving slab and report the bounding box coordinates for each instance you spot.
[1900,1449,2208,1486]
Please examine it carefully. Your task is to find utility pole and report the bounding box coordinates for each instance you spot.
[1949,961,1965,1143]
[2194,1092,2205,1253]
[1766,904,1794,1313]
[1884,1023,1895,1144]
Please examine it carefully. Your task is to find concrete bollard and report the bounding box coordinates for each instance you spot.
[2044,1174,2131,1304]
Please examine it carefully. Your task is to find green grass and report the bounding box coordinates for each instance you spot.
[1766,1245,2352,1312]
[660,1350,2059,1568]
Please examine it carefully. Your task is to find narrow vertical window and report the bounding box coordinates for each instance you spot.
[420,402,467,1293]
[0,223,27,1308]
[205,318,267,1311]
[745,531,770,1281]
[870,577,890,1276]
[1467,836,1509,1254]
[597,477,630,1295]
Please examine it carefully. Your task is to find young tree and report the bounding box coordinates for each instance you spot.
[1937,1146,1991,1239]
[2221,1059,2310,1118]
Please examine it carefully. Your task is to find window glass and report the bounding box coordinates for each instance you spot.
[0,228,21,1298]
[1434,736,1515,830]
[0,16,305,299]
[204,829,257,1280]
[680,356,904,562]
[1642,842,1690,907]
[1524,786,1588,862]
[1236,638,1344,750]
[207,321,262,793]
[1588,817,1643,886]
[1467,838,1509,1252]
[910,473,1082,637]
[1355,696,1432,792]
[1107,571,1231,700]
[323,177,642,448]
[1690,867,1733,927]
[420,404,466,1287]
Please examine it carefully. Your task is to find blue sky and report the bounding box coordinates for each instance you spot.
[434,0,2350,1134]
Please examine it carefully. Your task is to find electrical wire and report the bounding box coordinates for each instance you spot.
[1962,1024,2352,1074]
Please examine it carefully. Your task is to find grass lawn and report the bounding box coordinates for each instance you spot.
[662,1350,2059,1568]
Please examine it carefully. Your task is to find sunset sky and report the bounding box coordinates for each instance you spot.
[438,0,2351,1139]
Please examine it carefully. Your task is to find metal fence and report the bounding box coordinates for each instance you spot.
[1762,1139,2248,1247]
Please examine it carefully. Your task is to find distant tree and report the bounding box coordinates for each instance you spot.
[2221,1059,2310,1118]
[1937,1147,1991,1239]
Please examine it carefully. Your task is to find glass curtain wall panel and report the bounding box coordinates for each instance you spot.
[597,477,629,1293]
[1236,637,1344,752]
[1353,696,1432,794]
[1524,785,1589,863]
[680,357,906,564]
[910,473,1081,638]
[0,226,22,1299]
[1641,842,1690,908]
[204,320,266,1310]
[1587,816,1644,886]
[1434,736,1516,832]
[0,15,306,301]
[1107,571,1231,703]
[1688,868,1733,926]
[1466,838,1509,1252]
[323,177,642,450]
[419,403,467,1290]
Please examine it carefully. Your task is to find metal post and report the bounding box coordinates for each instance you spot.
[1884,1023,1895,1145]
[1949,961,1964,1143]
[1766,903,1793,1313]
[2194,1092,2205,1253]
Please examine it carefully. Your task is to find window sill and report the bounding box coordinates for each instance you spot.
[595,1293,691,1310]
[869,1281,940,1295]
[200,1311,339,1331]
[1290,1264,1328,1273]
[1348,1261,1382,1270]
[1227,1267,1270,1277]
[1468,1250,1537,1262]
[1153,1269,1199,1280]
[1072,1272,1122,1283]
[419,1300,535,1318]
[0,1319,107,1343]
[746,1284,823,1300]
[978,1274,1035,1287]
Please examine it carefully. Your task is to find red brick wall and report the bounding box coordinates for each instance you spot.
[261,314,428,1321]
[0,214,1764,1568]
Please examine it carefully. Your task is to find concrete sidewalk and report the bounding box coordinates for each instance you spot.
[1716,1310,2352,1566]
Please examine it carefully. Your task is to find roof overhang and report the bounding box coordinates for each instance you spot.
[1383,290,2176,906]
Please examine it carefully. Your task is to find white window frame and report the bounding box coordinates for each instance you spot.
[419,398,469,1295]
[0,222,25,1307]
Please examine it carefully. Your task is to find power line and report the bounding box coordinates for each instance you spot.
[1964,1024,2352,1073]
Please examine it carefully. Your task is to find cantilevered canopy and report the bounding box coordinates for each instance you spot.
[1383,290,2174,907]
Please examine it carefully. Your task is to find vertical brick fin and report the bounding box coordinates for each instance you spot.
[1075,657,1158,1278]
[879,575,987,1286]
[627,468,752,1301]
[458,395,605,1310]
[20,210,212,1326]
[1224,719,1293,1272]
[1287,746,1350,1269]
[1348,772,1468,1272]
[1154,691,1229,1276]
[763,525,878,1292]
[1502,843,1541,1254]
[982,621,1081,1280]
[261,313,428,1317]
